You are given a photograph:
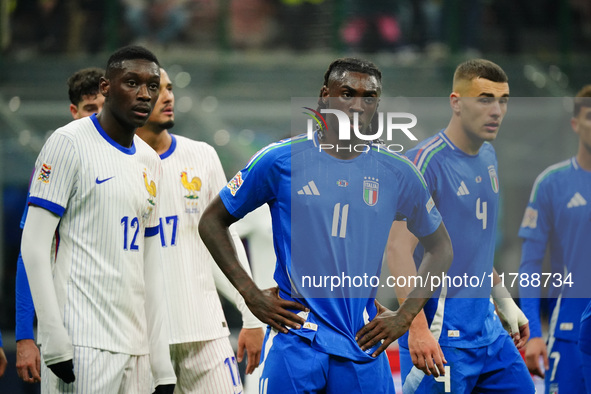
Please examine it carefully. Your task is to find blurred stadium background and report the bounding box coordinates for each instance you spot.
[0,0,589,391]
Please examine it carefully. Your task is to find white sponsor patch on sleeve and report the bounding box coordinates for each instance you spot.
[426,197,435,213]
[520,207,538,229]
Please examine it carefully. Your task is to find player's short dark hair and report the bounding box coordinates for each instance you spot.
[322,57,382,89]
[453,59,508,87]
[105,45,160,79]
[67,67,104,106]
[574,85,591,117]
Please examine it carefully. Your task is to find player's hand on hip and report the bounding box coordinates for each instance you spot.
[0,347,7,378]
[153,384,175,394]
[16,339,41,383]
[246,286,308,334]
[237,327,264,374]
[524,337,548,378]
[356,300,412,358]
[48,359,75,383]
[408,323,447,378]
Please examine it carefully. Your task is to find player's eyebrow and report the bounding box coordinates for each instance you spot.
[478,92,510,98]
[341,84,379,96]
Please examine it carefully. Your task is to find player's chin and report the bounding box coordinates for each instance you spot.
[480,130,499,141]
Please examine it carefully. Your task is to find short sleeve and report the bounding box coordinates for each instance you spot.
[219,145,282,219]
[28,132,79,217]
[518,175,552,244]
[395,158,442,238]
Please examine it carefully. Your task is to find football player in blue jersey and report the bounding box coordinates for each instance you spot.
[520,84,591,393]
[199,57,454,393]
[388,58,534,393]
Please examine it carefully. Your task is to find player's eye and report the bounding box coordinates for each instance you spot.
[364,97,377,104]
[478,97,493,104]
[127,80,137,87]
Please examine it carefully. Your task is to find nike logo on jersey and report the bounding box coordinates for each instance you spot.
[96,176,114,184]
[297,181,320,195]
[567,192,587,208]
[456,181,470,196]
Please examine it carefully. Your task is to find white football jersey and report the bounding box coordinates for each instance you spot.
[158,134,247,343]
[28,115,162,355]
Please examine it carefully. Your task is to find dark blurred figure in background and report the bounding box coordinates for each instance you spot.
[120,0,190,48]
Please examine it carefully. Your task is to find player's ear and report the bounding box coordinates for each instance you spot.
[571,116,579,135]
[450,92,461,114]
[69,104,78,119]
[100,77,110,98]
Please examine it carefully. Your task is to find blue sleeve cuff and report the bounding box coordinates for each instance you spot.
[145,226,159,237]
[28,196,65,217]
[16,252,36,341]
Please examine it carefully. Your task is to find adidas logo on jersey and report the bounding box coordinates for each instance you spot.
[567,192,587,208]
[456,181,470,196]
[297,181,320,195]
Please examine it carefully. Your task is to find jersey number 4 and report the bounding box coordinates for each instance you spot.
[476,198,487,230]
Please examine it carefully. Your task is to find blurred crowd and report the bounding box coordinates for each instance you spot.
[3,0,591,56]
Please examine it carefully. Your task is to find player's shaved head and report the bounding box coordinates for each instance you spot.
[574,85,591,117]
[453,59,508,95]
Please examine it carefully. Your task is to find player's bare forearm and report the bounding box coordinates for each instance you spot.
[200,197,308,333]
[199,197,261,299]
[404,222,453,313]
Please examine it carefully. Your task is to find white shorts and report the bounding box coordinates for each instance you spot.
[170,337,243,394]
[41,346,151,394]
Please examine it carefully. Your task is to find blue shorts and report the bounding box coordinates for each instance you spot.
[545,338,584,394]
[259,327,395,394]
[399,332,534,393]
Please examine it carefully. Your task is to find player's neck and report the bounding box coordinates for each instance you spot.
[318,127,364,160]
[136,128,172,155]
[443,121,483,155]
[576,143,591,171]
[96,112,135,148]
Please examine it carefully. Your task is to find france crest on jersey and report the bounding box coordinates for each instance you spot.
[219,133,442,361]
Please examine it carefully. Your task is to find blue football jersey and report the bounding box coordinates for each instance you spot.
[219,133,442,361]
[579,301,591,354]
[519,157,591,342]
[399,131,504,349]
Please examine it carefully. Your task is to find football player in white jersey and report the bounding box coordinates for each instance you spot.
[135,68,265,393]
[20,45,176,394]
[16,67,106,385]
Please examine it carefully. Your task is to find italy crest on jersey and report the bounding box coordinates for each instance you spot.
[38,163,52,184]
[488,165,499,194]
[180,169,201,213]
[363,177,379,206]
